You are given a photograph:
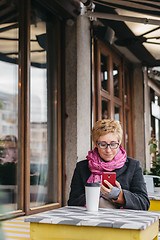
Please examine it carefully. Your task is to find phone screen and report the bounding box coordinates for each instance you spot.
[102,172,116,188]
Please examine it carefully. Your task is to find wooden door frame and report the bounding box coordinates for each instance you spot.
[92,38,134,157]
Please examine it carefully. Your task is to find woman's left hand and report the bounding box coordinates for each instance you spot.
[101,180,121,200]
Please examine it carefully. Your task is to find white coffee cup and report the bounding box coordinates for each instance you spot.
[85,182,100,212]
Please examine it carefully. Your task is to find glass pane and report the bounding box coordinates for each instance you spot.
[113,63,119,97]
[125,111,129,153]
[102,100,108,119]
[101,54,108,91]
[30,6,58,208]
[155,95,160,143]
[114,106,120,121]
[155,118,159,143]
[124,71,128,103]
[0,1,19,213]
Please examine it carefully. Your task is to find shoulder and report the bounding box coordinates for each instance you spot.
[126,157,142,169]
[127,157,140,163]
[74,159,91,179]
[76,159,89,168]
[76,159,90,175]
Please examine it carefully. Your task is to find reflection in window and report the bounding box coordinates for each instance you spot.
[113,63,119,97]
[30,5,58,208]
[155,117,160,145]
[115,106,120,121]
[155,96,160,142]
[101,54,108,91]
[125,111,129,153]
[124,71,128,103]
[0,0,19,213]
[102,100,108,119]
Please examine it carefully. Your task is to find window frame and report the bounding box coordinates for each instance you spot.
[93,39,133,156]
[19,0,62,217]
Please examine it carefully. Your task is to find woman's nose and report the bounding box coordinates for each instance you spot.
[105,146,111,152]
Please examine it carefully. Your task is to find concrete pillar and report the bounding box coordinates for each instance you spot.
[65,13,91,204]
[133,64,145,167]
[143,67,151,171]
[77,14,91,162]
[65,19,77,204]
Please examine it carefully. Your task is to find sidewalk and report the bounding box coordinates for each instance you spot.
[2,216,30,240]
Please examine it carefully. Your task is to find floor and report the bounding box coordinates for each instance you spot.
[2,216,30,240]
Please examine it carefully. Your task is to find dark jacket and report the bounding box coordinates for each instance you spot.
[68,157,150,210]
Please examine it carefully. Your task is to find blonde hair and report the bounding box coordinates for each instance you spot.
[92,119,123,144]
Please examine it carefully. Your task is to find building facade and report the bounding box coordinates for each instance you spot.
[0,0,159,219]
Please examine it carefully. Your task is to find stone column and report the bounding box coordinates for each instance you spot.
[77,13,91,162]
[65,12,91,204]
[133,64,145,167]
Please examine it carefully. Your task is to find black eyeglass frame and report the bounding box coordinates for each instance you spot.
[96,141,119,149]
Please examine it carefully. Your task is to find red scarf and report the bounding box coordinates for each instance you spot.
[87,145,126,183]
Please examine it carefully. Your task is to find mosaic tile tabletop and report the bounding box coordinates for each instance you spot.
[148,188,160,200]
[149,194,160,200]
[25,206,160,230]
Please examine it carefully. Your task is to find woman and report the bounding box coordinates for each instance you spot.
[68,119,150,210]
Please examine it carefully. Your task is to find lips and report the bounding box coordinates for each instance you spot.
[104,154,113,158]
[102,154,113,160]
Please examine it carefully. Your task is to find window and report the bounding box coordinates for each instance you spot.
[101,54,109,92]
[27,1,62,214]
[151,89,160,145]
[94,39,133,156]
[0,0,62,218]
[113,62,120,98]
[102,100,108,119]
[0,0,19,214]
[114,105,120,121]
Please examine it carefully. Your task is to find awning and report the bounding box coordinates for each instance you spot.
[84,0,160,67]
[93,0,160,17]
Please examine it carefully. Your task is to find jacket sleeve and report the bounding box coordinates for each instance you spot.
[68,161,89,206]
[121,161,150,210]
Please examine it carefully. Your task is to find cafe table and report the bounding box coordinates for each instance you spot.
[148,188,160,211]
[25,206,160,240]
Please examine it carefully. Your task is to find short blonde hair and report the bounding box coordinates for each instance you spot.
[92,119,123,144]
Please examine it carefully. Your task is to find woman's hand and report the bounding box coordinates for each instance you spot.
[101,180,120,194]
[101,180,123,202]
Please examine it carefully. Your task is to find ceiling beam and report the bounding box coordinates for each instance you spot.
[86,11,160,25]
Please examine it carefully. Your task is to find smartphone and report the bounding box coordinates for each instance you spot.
[102,172,116,188]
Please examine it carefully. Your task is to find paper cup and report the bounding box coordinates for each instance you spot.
[85,182,100,212]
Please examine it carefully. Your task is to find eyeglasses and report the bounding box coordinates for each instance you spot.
[97,141,119,149]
